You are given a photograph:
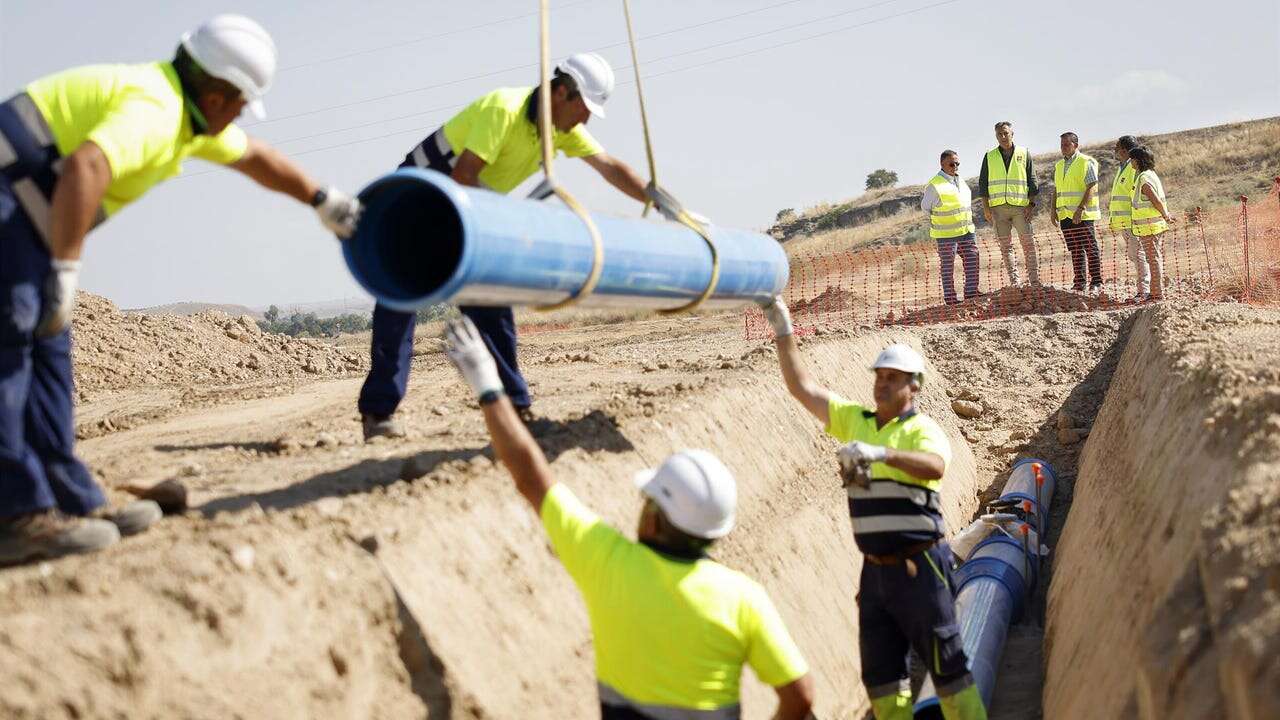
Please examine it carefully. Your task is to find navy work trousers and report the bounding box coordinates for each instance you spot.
[1060,218,1102,289]
[937,232,980,304]
[859,543,973,699]
[357,303,532,418]
[0,176,105,519]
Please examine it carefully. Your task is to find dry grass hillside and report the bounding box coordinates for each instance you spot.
[774,116,1280,259]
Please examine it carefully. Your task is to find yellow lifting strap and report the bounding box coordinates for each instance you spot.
[621,0,721,315]
[534,0,605,312]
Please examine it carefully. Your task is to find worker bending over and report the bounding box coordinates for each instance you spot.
[0,15,362,564]
[763,299,986,720]
[359,53,667,440]
[442,315,816,719]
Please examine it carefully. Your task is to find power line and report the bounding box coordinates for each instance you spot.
[278,0,596,72]
[179,0,966,176]
[247,0,902,129]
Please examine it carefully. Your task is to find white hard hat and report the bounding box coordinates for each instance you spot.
[556,52,615,118]
[633,450,737,540]
[872,343,926,375]
[181,15,278,120]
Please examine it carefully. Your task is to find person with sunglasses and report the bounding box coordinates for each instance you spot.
[921,150,980,305]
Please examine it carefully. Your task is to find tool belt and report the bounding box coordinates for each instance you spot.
[864,540,937,578]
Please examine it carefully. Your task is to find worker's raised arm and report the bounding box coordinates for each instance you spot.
[765,298,832,425]
[581,152,647,203]
[232,137,362,238]
[443,318,553,510]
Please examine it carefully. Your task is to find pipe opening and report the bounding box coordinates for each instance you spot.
[348,172,464,308]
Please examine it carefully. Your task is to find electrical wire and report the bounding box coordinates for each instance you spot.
[247,0,909,128]
[178,0,966,176]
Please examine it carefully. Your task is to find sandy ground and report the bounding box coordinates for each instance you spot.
[1,296,1276,718]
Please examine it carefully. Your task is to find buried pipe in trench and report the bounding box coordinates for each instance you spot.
[913,457,1057,718]
[341,168,789,312]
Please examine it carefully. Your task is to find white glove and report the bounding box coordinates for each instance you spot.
[443,317,503,399]
[527,178,556,201]
[35,259,81,337]
[645,182,709,226]
[314,186,362,239]
[837,441,887,470]
[763,296,792,338]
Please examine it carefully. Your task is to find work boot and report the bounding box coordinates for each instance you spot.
[90,500,162,537]
[0,510,120,566]
[362,413,407,441]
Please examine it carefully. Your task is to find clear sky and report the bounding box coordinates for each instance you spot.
[2,0,1276,308]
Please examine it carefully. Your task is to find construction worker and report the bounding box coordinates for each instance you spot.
[1128,146,1176,300]
[358,53,659,441]
[1050,132,1103,292]
[921,150,980,305]
[1107,136,1146,302]
[0,15,363,565]
[441,314,817,719]
[762,298,987,720]
[977,121,1039,287]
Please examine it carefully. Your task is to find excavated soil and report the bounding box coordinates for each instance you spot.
[1045,301,1280,720]
[0,294,1276,718]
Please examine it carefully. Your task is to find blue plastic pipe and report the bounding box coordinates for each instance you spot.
[913,458,1057,718]
[341,168,789,312]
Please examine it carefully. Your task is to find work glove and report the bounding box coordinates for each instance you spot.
[314,186,363,239]
[35,259,81,338]
[837,441,887,489]
[527,178,556,201]
[762,295,793,338]
[443,317,504,399]
[645,181,709,226]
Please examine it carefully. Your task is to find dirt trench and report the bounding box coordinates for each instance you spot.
[1044,302,1280,719]
[4,301,1273,719]
[0,323,983,719]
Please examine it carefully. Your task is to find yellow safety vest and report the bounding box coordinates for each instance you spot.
[927,173,975,239]
[1054,153,1101,222]
[985,146,1030,207]
[1131,170,1169,237]
[1108,160,1137,230]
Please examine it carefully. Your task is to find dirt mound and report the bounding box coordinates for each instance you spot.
[1045,301,1280,719]
[72,293,366,395]
[888,285,1126,326]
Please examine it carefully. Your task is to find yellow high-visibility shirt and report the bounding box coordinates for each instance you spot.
[441,87,602,194]
[26,62,249,216]
[540,483,808,712]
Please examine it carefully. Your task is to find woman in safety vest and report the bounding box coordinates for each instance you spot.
[1127,146,1176,301]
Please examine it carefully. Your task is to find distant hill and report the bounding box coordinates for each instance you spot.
[128,302,263,319]
[771,116,1280,253]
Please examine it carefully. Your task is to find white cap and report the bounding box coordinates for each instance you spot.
[872,343,926,375]
[556,52,615,118]
[633,450,737,540]
[181,15,278,120]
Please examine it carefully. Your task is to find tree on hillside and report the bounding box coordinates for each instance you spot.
[865,169,898,190]
[775,208,797,223]
[264,304,280,323]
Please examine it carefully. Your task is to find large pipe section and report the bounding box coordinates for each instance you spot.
[913,458,1057,718]
[341,168,789,312]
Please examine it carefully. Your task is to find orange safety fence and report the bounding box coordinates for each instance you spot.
[744,181,1280,339]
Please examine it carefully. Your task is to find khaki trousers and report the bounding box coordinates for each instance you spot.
[990,204,1039,285]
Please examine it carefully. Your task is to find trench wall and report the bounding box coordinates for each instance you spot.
[1044,304,1280,720]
